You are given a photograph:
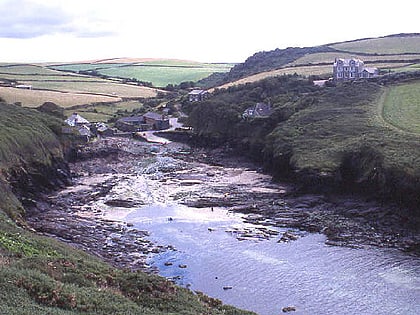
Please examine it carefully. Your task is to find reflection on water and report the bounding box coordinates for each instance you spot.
[124,204,420,315]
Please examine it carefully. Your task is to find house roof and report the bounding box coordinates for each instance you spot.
[334,58,364,67]
[243,102,272,118]
[65,113,90,126]
[144,112,166,121]
[188,89,207,95]
[363,67,378,74]
[78,125,91,136]
[118,116,144,123]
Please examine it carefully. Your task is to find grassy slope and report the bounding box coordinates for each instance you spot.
[0,103,254,315]
[267,82,420,175]
[381,81,420,133]
[186,74,420,210]
[49,60,234,88]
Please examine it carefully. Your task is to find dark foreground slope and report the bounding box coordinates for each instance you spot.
[184,74,420,216]
[0,102,254,315]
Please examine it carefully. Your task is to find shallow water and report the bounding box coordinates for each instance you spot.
[123,203,420,315]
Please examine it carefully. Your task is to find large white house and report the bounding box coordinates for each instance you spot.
[333,58,378,81]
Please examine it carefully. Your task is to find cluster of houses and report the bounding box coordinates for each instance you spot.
[63,111,170,141]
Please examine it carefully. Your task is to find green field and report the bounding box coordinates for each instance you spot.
[50,60,235,87]
[0,63,160,108]
[329,35,420,54]
[289,52,420,67]
[382,81,420,134]
[63,100,145,122]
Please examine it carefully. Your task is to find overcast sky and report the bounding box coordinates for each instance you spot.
[0,0,418,63]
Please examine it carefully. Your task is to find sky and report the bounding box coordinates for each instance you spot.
[0,0,418,63]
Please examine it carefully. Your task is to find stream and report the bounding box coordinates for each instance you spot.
[93,140,420,315]
[110,203,418,315]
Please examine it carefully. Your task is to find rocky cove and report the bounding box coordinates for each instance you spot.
[26,136,420,314]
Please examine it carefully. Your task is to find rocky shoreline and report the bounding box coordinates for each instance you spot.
[26,136,419,274]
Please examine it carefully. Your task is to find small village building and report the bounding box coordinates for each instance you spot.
[188,89,209,102]
[116,112,170,132]
[65,113,90,127]
[115,116,147,132]
[333,58,378,81]
[143,112,170,130]
[78,125,91,137]
[63,113,92,141]
[361,67,379,78]
[15,84,32,90]
[95,122,114,137]
[117,116,144,126]
[243,102,272,119]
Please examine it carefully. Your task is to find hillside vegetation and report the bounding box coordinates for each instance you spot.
[185,74,420,213]
[382,81,420,133]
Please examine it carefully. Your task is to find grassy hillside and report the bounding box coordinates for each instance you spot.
[329,34,420,54]
[49,59,235,88]
[381,81,420,133]
[209,33,420,89]
[0,102,64,222]
[185,74,420,211]
[0,102,253,315]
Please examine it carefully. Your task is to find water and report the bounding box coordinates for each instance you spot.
[123,203,420,315]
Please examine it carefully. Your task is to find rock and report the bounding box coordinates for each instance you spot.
[278,231,299,243]
[104,199,142,208]
[282,306,296,312]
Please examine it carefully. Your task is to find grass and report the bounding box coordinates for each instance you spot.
[214,65,332,90]
[0,64,64,75]
[382,81,420,133]
[0,87,120,108]
[0,63,160,108]
[62,100,145,122]
[267,83,382,172]
[0,229,255,315]
[50,60,235,87]
[19,81,158,98]
[289,52,420,66]
[329,35,420,54]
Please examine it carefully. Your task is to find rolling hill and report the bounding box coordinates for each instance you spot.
[48,59,235,88]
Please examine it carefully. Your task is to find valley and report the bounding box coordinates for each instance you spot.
[0,33,419,315]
